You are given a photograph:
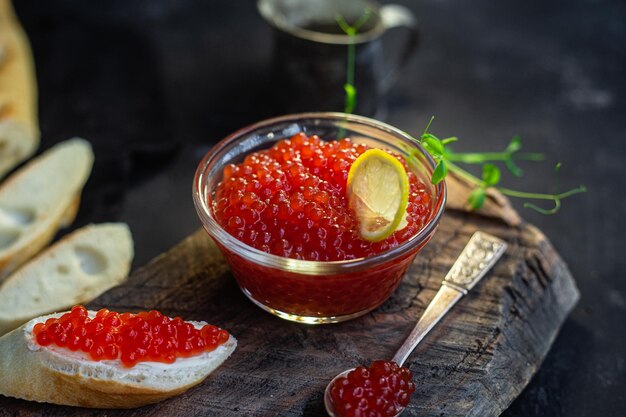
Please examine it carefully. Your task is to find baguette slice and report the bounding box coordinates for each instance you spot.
[0,138,93,279]
[0,223,134,336]
[0,0,40,178]
[0,120,38,180]
[0,311,237,408]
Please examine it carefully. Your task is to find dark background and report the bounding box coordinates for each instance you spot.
[11,0,625,415]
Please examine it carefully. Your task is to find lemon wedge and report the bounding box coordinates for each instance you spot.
[347,149,410,242]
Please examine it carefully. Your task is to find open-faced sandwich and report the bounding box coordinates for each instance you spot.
[0,305,237,408]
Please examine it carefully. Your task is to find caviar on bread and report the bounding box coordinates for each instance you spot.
[0,306,236,408]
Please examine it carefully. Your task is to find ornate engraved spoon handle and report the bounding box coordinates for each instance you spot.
[391,231,507,366]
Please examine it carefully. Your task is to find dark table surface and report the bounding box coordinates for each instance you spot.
[12,0,626,416]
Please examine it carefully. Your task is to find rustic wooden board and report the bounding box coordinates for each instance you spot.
[0,178,579,417]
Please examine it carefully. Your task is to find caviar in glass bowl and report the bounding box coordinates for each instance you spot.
[193,113,446,324]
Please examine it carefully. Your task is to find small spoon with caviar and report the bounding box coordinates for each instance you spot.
[325,231,507,417]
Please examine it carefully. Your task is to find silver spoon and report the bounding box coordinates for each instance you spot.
[324,231,507,417]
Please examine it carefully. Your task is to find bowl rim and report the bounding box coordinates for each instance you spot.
[192,112,446,275]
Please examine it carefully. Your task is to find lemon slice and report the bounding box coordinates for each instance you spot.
[347,149,410,242]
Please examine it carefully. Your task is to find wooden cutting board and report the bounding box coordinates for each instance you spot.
[0,175,579,416]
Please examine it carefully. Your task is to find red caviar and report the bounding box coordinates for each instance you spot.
[32,305,230,367]
[329,360,416,417]
[213,133,432,261]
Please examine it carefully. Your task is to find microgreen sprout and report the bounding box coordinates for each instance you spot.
[415,116,587,213]
[444,135,545,177]
[336,10,372,114]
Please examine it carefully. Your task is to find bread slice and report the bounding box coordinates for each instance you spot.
[0,138,94,279]
[0,311,237,408]
[0,223,134,336]
[0,120,39,180]
[0,0,40,178]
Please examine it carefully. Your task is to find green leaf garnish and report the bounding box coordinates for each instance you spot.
[468,188,487,210]
[431,160,447,184]
[422,134,444,157]
[482,164,501,186]
[344,83,357,114]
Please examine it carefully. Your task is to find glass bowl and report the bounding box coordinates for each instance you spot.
[193,113,446,324]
